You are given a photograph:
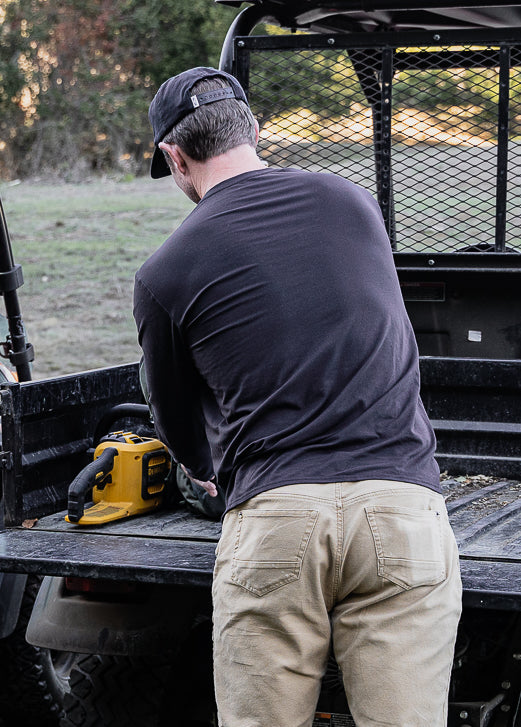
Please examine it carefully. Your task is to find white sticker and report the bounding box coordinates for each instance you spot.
[468,330,482,342]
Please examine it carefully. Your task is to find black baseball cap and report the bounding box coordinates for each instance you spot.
[148,66,249,179]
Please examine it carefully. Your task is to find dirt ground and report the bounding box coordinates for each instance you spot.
[0,176,194,380]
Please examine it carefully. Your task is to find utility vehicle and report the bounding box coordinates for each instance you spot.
[1,2,521,725]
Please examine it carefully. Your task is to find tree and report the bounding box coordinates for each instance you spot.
[0,0,237,179]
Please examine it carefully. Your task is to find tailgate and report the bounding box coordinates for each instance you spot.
[0,509,221,588]
[1,481,521,608]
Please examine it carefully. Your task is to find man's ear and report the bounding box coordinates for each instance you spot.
[254,119,260,145]
[159,142,188,174]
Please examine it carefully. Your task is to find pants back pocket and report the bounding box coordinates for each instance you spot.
[365,505,446,590]
[231,509,318,597]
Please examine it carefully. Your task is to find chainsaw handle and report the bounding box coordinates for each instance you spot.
[67,447,118,523]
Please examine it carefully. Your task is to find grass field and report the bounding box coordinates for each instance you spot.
[0,176,195,379]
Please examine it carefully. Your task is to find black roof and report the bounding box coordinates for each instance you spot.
[215,1,521,33]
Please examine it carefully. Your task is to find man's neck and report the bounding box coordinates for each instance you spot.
[191,145,267,199]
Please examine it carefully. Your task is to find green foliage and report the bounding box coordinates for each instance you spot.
[1,3,518,179]
[0,0,237,179]
[115,0,231,89]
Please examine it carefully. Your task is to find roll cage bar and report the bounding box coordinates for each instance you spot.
[218,1,521,72]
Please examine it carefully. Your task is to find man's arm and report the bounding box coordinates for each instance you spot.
[133,274,215,485]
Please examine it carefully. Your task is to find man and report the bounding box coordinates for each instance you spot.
[134,66,462,727]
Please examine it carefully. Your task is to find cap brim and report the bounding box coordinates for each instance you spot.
[150,146,171,179]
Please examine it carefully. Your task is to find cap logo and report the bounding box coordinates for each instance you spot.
[190,87,236,109]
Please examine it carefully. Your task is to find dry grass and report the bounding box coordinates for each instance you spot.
[0,176,194,379]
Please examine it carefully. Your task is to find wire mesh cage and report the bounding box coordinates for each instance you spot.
[241,38,521,254]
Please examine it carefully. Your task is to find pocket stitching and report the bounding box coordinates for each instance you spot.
[366,507,446,590]
[231,509,318,597]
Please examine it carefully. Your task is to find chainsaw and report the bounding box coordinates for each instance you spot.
[65,431,171,525]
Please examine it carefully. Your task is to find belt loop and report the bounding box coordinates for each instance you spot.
[335,482,343,507]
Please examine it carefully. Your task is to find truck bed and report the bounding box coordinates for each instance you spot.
[1,361,520,609]
[1,476,521,609]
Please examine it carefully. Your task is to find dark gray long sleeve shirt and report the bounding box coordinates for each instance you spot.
[134,167,439,512]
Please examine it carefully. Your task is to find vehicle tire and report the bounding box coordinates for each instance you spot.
[0,574,74,726]
[61,654,178,727]
[61,619,216,727]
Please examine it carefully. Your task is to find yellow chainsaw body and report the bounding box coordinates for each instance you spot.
[66,432,170,525]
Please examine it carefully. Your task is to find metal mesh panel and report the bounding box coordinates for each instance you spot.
[392,46,499,253]
[249,49,378,196]
[244,40,521,254]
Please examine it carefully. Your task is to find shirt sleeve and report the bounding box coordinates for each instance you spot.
[133,274,215,482]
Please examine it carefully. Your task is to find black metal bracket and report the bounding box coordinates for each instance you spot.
[449,694,505,726]
[0,387,13,417]
[0,451,13,471]
[0,197,32,382]
[7,343,34,367]
[379,46,395,246]
[495,44,510,252]
[0,265,23,294]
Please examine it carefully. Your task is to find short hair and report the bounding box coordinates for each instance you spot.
[162,76,257,162]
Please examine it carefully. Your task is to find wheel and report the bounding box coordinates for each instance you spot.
[0,575,75,726]
[61,654,172,727]
[61,619,216,727]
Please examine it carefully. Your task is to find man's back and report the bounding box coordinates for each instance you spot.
[135,166,438,510]
[140,69,461,727]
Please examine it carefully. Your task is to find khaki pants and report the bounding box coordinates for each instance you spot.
[212,480,462,727]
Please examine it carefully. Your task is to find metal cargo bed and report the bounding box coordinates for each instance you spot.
[0,362,520,607]
[1,477,521,609]
[443,477,521,610]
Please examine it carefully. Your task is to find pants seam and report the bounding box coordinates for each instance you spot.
[333,483,343,601]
